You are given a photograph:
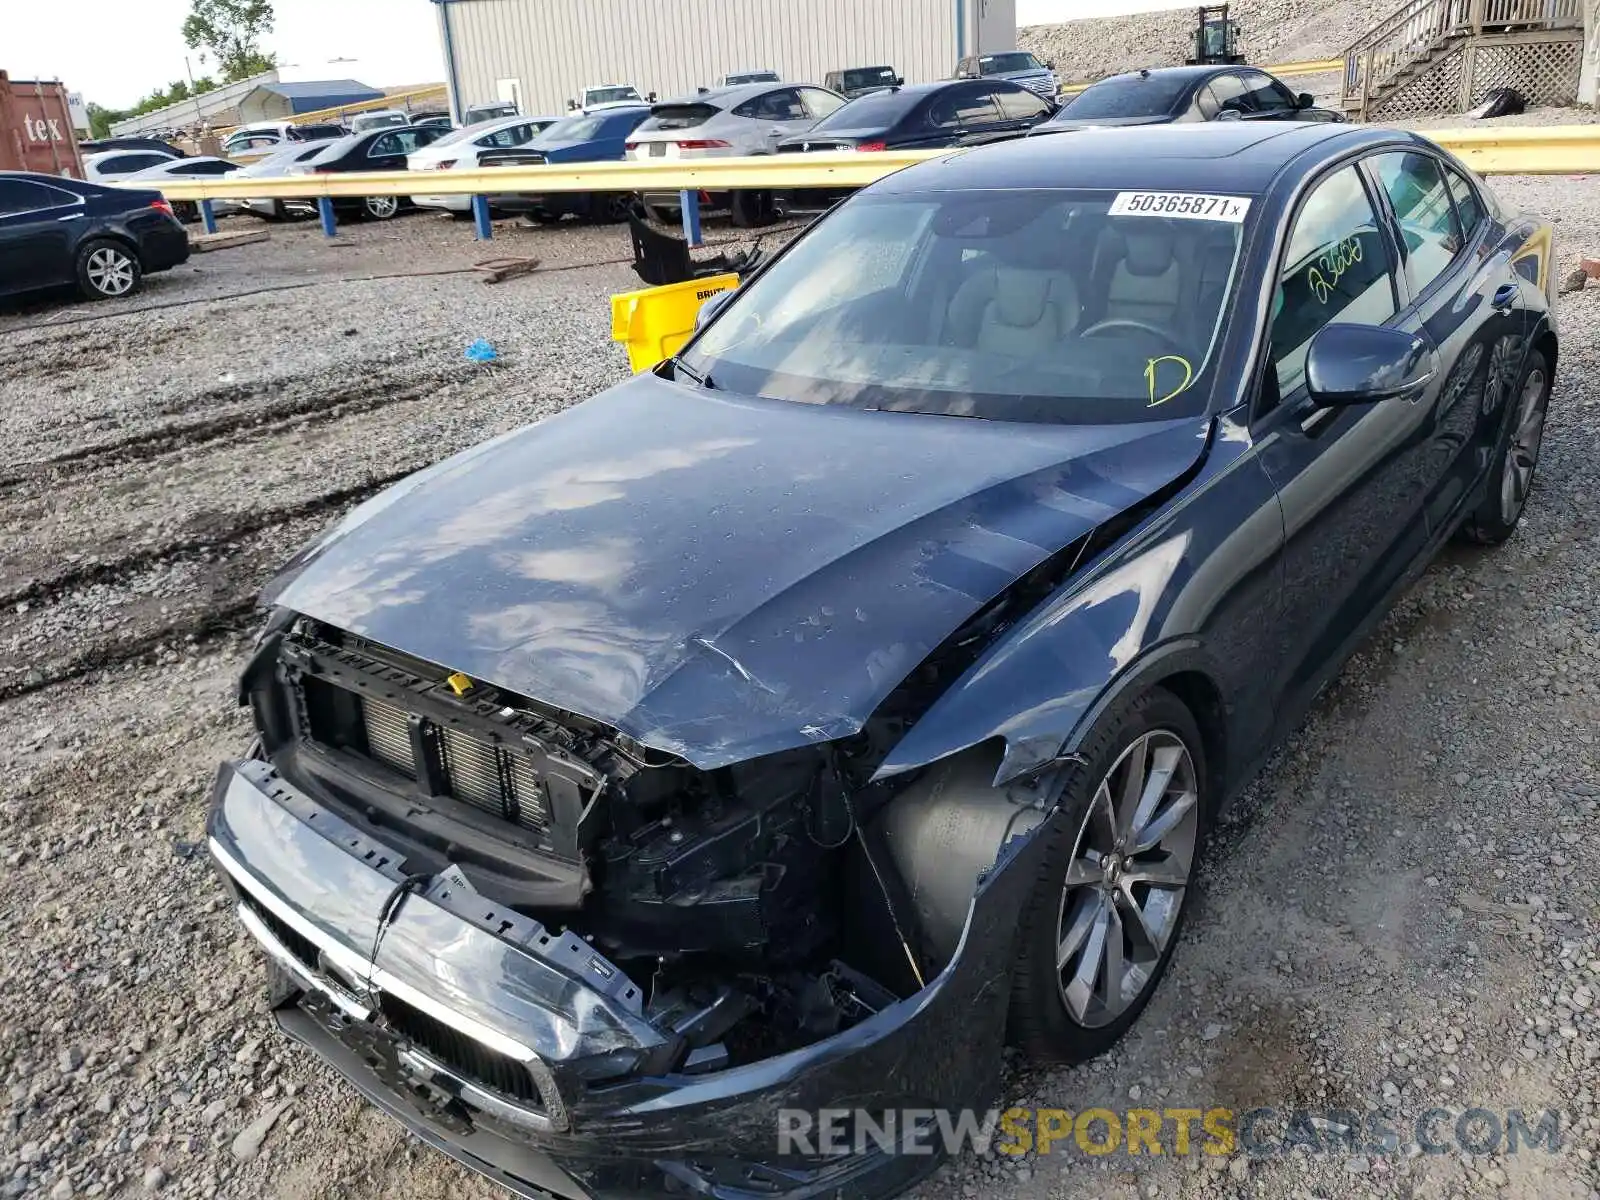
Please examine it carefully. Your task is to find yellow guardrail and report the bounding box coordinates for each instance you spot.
[148,149,945,201]
[1269,58,1345,77]
[143,124,1598,208]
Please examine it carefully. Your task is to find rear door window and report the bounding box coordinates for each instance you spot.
[995,85,1053,121]
[0,179,74,214]
[1238,70,1299,114]
[1373,151,1464,296]
[751,88,810,121]
[1444,164,1485,234]
[928,87,1001,129]
[1206,74,1249,116]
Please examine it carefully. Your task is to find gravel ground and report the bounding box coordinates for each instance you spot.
[1,165,1598,1200]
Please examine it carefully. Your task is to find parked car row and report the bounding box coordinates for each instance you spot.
[71,60,1344,240]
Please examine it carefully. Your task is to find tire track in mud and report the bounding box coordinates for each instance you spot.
[0,370,464,491]
[0,467,416,612]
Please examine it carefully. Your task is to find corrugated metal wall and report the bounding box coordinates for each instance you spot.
[437,0,1022,117]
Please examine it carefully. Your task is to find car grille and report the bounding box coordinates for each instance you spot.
[241,892,320,970]
[380,992,543,1105]
[336,690,550,833]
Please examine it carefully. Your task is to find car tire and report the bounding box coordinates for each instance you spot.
[729,188,776,228]
[1458,346,1551,545]
[641,202,678,226]
[75,239,143,302]
[362,196,401,220]
[581,192,632,224]
[1007,686,1208,1065]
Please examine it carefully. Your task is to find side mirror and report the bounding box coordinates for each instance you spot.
[1216,107,1243,121]
[1297,91,1315,109]
[1046,60,1057,70]
[1305,324,1437,407]
[894,76,905,86]
[567,99,577,110]
[695,288,737,331]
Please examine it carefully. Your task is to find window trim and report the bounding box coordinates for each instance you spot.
[1247,154,1407,427]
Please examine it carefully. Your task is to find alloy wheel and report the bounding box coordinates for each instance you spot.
[1056,730,1199,1028]
[86,248,136,296]
[365,196,400,219]
[1499,366,1547,525]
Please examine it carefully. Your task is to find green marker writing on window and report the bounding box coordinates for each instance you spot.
[1145,355,1194,407]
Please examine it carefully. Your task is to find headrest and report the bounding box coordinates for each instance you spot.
[1120,226,1177,277]
[991,267,1080,331]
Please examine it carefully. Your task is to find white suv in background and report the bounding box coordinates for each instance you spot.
[572,83,646,112]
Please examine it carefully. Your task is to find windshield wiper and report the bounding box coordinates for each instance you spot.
[668,356,717,390]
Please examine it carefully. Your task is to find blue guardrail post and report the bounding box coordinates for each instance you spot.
[679,189,702,248]
[317,197,338,238]
[473,194,493,240]
[199,200,218,235]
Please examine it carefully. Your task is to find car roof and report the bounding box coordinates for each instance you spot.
[1086,65,1229,85]
[875,122,1420,195]
[83,149,173,165]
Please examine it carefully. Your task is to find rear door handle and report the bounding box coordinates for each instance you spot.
[1492,282,1519,311]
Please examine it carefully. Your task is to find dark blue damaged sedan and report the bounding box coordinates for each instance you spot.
[207,122,1557,1198]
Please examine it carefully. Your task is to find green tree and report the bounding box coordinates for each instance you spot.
[86,103,126,139]
[181,0,277,83]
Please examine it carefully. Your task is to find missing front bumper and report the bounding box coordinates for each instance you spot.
[206,757,1051,1199]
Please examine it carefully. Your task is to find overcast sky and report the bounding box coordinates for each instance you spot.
[13,0,1190,110]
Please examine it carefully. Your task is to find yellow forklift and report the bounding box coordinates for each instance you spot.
[1186,4,1246,64]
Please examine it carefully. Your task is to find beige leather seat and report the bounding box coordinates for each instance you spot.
[1103,225,1188,332]
[944,259,1082,359]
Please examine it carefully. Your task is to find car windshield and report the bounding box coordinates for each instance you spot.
[588,87,640,104]
[1057,75,1192,119]
[680,188,1249,424]
[811,91,915,130]
[979,53,1043,74]
[844,67,898,89]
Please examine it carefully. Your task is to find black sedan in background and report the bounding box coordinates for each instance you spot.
[774,78,1056,213]
[282,127,447,221]
[0,172,189,303]
[1035,64,1344,134]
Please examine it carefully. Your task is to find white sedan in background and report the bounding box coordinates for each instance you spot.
[83,149,179,183]
[231,140,344,219]
[406,114,563,214]
[120,156,245,221]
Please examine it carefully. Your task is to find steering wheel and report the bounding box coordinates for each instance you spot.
[1079,317,1189,357]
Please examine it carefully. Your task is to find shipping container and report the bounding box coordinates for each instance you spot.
[435,0,1018,120]
[0,72,86,177]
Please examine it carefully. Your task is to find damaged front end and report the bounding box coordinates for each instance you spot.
[209,613,1058,1199]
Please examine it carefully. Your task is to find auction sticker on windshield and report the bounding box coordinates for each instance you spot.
[1109,192,1251,222]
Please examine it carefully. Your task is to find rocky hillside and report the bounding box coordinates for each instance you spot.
[1019,0,1393,83]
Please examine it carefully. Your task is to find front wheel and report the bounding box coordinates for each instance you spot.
[1459,346,1550,545]
[1008,687,1208,1064]
[76,239,142,301]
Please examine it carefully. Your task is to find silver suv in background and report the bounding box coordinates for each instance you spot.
[953,51,1058,101]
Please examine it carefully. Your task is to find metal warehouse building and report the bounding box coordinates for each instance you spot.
[432,0,1019,118]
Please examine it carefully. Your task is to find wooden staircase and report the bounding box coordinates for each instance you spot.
[1341,0,1584,118]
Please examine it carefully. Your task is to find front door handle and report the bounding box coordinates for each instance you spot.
[1491,282,1519,311]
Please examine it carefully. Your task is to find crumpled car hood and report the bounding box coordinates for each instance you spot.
[267,374,1210,769]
